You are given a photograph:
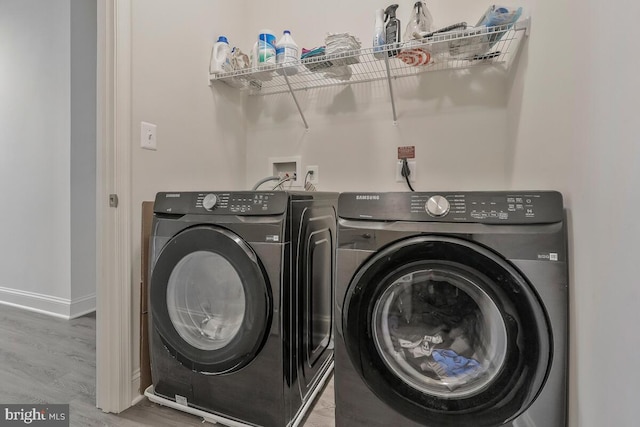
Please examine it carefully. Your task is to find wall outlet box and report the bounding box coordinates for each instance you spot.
[268,156,302,187]
[396,160,416,182]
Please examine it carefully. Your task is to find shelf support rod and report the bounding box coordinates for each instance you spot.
[283,72,309,129]
[383,54,398,123]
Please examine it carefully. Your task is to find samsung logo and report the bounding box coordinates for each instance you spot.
[355,195,380,200]
[165,193,181,198]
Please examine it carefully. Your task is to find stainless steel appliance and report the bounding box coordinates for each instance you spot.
[147,191,337,427]
[335,191,568,427]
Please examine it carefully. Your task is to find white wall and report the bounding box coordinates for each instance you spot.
[0,0,72,315]
[129,0,247,384]
[244,0,513,192]
[0,0,95,318]
[70,0,97,313]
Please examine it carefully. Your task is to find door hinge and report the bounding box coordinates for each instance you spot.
[109,194,119,208]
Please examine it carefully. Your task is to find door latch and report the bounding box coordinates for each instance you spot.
[109,194,119,208]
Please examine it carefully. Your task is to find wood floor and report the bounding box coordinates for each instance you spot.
[0,305,335,426]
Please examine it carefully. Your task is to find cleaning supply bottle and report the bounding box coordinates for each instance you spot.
[373,8,386,59]
[256,29,277,65]
[384,4,401,57]
[210,36,232,74]
[276,30,300,75]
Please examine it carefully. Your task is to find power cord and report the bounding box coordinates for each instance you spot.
[304,170,316,191]
[401,159,415,192]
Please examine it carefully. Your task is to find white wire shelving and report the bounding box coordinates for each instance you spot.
[209,18,530,128]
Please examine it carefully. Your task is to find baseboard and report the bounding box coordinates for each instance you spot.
[70,293,97,319]
[0,287,96,319]
[131,369,144,406]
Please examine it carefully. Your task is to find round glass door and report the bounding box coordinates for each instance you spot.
[372,267,508,399]
[343,236,551,427]
[167,251,246,351]
[150,225,272,374]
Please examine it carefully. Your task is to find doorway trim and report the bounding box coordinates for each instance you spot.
[96,0,133,413]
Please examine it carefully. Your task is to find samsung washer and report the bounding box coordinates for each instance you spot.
[146,191,337,427]
[335,191,568,427]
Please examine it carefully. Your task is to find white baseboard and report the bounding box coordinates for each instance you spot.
[0,286,96,320]
[131,368,144,406]
[70,293,97,319]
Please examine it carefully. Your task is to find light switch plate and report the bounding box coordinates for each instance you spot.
[141,121,157,150]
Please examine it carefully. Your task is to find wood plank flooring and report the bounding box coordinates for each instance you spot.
[0,304,335,426]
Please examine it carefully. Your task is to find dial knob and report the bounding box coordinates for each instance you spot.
[426,195,450,217]
[202,193,218,211]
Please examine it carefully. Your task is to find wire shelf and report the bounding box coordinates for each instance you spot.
[210,20,529,96]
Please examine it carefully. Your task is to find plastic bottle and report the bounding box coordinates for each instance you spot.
[403,1,433,41]
[373,9,386,59]
[384,4,401,57]
[276,30,300,75]
[209,36,232,74]
[256,29,276,65]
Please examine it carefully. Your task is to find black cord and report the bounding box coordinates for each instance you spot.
[401,159,415,192]
[304,170,313,186]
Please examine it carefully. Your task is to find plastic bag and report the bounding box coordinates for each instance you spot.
[476,5,523,46]
[403,1,434,41]
[476,5,523,28]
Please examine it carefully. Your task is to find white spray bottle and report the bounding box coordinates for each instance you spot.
[373,8,386,59]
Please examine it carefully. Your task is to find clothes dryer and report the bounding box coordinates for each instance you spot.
[335,191,568,427]
[146,191,337,427]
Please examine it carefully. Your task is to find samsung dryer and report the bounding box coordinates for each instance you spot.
[335,191,568,427]
[147,191,337,427]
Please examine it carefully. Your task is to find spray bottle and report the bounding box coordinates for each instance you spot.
[384,4,400,57]
[373,8,386,59]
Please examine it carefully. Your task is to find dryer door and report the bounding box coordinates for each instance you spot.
[296,206,335,395]
[150,225,272,374]
[343,236,552,427]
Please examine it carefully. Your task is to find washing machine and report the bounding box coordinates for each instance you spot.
[335,191,568,427]
[146,190,337,427]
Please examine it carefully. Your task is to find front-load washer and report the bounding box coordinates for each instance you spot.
[335,191,568,427]
[146,190,337,427]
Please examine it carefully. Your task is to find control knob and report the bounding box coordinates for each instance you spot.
[426,195,450,217]
[202,193,218,211]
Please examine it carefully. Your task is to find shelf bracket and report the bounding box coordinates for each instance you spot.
[283,72,309,129]
[383,54,398,123]
[514,16,531,36]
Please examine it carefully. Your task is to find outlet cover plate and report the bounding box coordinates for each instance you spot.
[396,160,416,182]
[306,165,319,184]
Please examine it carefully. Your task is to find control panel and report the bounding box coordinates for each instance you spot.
[154,192,289,215]
[338,191,564,224]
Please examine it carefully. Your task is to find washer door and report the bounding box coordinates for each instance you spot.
[343,236,551,427]
[150,225,272,374]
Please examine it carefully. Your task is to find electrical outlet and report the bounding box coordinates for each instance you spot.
[306,165,319,184]
[396,160,417,182]
[140,121,157,150]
